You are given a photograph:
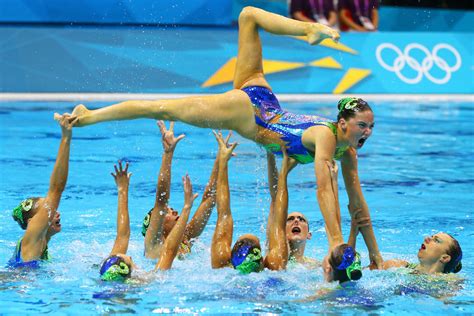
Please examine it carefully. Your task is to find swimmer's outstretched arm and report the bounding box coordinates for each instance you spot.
[145,121,184,259]
[211,131,238,269]
[265,152,279,245]
[109,161,132,255]
[341,148,383,268]
[182,149,219,242]
[326,159,341,228]
[311,127,345,248]
[265,148,297,270]
[22,114,73,260]
[155,174,198,270]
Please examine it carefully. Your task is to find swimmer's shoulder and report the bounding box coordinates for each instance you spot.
[302,125,335,151]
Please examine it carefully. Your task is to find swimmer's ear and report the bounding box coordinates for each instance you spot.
[323,262,332,275]
[339,118,347,130]
[440,254,451,264]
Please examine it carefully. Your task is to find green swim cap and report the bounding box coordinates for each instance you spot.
[345,253,362,280]
[12,199,34,229]
[337,97,359,113]
[141,210,152,237]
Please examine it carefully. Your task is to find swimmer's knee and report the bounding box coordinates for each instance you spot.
[239,6,257,25]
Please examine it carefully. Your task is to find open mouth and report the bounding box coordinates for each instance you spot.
[357,137,366,148]
[175,216,179,221]
[420,243,426,250]
[292,227,301,233]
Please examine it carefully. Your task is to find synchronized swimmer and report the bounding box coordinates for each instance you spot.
[8,6,463,288]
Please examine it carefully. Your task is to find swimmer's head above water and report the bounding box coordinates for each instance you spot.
[418,232,462,274]
[286,212,311,241]
[323,244,362,283]
[100,254,134,281]
[231,235,263,274]
[141,206,179,237]
[12,197,62,234]
[336,97,374,150]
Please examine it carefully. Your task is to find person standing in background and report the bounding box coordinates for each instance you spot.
[338,0,379,32]
[290,0,337,27]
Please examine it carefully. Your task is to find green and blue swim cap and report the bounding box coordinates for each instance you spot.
[99,255,132,282]
[330,244,362,283]
[231,242,263,274]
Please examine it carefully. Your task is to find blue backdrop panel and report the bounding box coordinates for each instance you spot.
[0,0,233,25]
[378,7,474,33]
[0,26,472,94]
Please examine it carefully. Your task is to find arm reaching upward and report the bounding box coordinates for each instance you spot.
[145,121,185,258]
[211,131,238,268]
[155,174,198,270]
[22,114,74,260]
[265,148,297,270]
[110,161,132,255]
[266,151,279,246]
[183,149,219,242]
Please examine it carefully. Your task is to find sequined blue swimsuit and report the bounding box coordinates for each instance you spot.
[241,86,348,164]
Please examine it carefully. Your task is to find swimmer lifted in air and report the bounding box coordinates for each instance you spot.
[68,7,382,267]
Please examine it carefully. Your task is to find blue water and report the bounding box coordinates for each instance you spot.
[0,100,473,314]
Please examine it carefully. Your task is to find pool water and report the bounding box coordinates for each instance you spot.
[0,100,472,314]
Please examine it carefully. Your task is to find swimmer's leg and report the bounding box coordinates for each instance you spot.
[234,6,340,89]
[71,90,258,139]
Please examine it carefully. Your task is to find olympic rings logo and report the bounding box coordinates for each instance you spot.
[375,43,462,84]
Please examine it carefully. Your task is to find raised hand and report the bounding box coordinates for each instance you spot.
[111,161,132,189]
[157,120,185,152]
[212,130,238,162]
[54,113,76,137]
[182,174,199,208]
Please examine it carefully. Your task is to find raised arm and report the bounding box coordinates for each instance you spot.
[265,151,279,244]
[211,131,238,269]
[182,151,219,242]
[155,174,198,270]
[265,148,297,270]
[144,121,185,258]
[22,114,73,254]
[341,147,383,268]
[110,161,132,255]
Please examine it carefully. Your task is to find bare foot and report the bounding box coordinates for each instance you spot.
[71,104,90,127]
[306,23,340,46]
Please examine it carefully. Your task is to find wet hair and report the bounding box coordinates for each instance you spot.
[99,255,132,281]
[231,238,263,274]
[329,244,362,283]
[444,234,462,274]
[337,97,372,121]
[12,197,41,230]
